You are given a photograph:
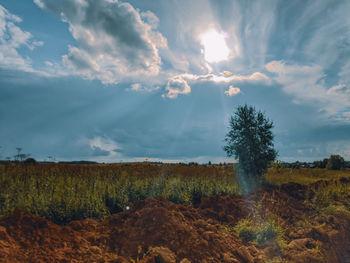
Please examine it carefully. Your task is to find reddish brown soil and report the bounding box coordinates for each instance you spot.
[0,183,350,263]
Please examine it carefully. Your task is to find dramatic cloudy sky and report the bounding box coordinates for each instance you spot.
[1,0,350,163]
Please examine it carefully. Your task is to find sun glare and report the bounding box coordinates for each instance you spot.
[200,30,230,63]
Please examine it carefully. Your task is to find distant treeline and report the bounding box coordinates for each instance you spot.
[0,159,236,167]
[280,161,349,169]
[280,155,349,170]
[0,155,348,170]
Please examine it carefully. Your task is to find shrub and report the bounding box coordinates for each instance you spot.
[24,158,37,165]
[234,218,286,249]
[234,219,257,243]
[256,219,286,248]
[326,154,345,170]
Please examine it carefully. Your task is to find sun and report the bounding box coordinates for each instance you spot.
[200,30,230,63]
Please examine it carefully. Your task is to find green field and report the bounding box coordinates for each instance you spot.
[0,162,239,223]
[1,162,350,224]
[265,167,350,185]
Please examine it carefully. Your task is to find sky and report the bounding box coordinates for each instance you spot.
[0,0,350,163]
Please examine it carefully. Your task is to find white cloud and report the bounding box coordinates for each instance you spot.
[161,50,190,72]
[89,136,120,157]
[266,60,326,102]
[33,0,45,9]
[236,1,278,68]
[131,83,142,91]
[141,10,159,29]
[266,60,350,120]
[210,71,270,84]
[0,5,43,72]
[298,2,350,67]
[35,0,167,84]
[225,85,240,96]
[327,84,350,97]
[164,75,191,99]
[163,71,269,98]
[129,82,160,92]
[326,84,350,119]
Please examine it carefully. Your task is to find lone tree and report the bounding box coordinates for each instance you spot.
[224,105,277,191]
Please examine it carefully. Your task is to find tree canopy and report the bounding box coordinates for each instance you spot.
[224,105,277,191]
[326,154,345,170]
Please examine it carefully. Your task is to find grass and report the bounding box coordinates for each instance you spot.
[233,218,287,250]
[308,240,322,256]
[1,162,349,227]
[232,198,287,250]
[265,167,350,186]
[267,167,350,226]
[0,162,239,224]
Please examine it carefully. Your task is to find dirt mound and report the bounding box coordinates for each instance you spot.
[198,195,249,224]
[103,197,266,262]
[0,208,118,262]
[279,182,311,200]
[1,183,350,262]
[0,198,264,263]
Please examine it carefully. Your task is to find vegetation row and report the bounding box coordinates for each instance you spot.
[0,162,239,224]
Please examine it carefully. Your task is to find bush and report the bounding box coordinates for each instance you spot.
[313,158,328,168]
[24,158,37,165]
[234,218,286,249]
[256,220,283,244]
[234,219,257,243]
[326,155,345,170]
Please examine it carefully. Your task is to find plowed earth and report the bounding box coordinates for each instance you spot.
[0,182,350,263]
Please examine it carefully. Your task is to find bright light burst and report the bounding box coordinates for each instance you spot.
[200,30,230,63]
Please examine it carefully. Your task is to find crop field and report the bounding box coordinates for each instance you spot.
[266,167,350,185]
[0,162,239,224]
[1,162,350,225]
